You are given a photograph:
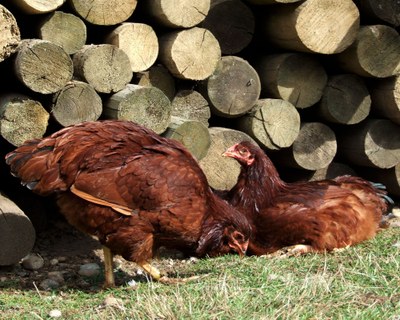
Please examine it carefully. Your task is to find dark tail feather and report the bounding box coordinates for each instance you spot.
[370,181,395,205]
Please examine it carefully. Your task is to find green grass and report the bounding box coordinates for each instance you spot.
[1,227,399,320]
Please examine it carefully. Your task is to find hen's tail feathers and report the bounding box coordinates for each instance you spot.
[370,181,395,206]
[5,142,58,195]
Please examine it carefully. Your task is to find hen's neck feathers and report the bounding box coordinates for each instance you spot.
[230,149,286,216]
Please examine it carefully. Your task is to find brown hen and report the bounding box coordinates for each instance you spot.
[222,141,391,256]
[5,120,251,287]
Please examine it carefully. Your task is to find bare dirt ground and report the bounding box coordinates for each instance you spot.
[0,216,193,291]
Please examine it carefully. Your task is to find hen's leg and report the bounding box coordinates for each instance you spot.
[103,246,115,287]
[139,262,161,281]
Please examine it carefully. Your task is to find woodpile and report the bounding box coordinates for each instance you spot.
[0,0,400,260]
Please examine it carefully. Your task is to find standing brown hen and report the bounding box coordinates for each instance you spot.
[5,120,251,287]
[221,141,391,256]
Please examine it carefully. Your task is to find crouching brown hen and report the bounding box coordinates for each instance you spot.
[5,120,251,287]
[222,141,391,256]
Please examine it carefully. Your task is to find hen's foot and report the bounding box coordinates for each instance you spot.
[264,244,314,259]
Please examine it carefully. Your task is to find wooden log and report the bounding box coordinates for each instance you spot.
[281,162,357,183]
[0,4,21,63]
[105,22,159,73]
[163,117,211,160]
[14,39,73,94]
[146,0,210,28]
[337,119,400,169]
[171,90,211,127]
[336,24,400,78]
[245,0,302,4]
[69,0,138,26]
[0,193,36,266]
[358,164,400,197]
[37,11,87,55]
[200,0,255,54]
[308,162,357,181]
[274,122,337,170]
[317,74,371,125]
[369,75,400,125]
[104,84,172,134]
[73,44,133,94]
[135,64,176,101]
[158,27,221,80]
[354,0,400,27]
[201,55,261,117]
[11,0,65,14]
[199,127,256,190]
[51,81,103,127]
[0,94,50,146]
[260,0,360,54]
[255,53,327,109]
[236,98,300,150]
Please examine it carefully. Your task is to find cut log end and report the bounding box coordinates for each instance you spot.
[0,194,36,266]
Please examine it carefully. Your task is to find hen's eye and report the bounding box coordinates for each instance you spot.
[235,234,244,242]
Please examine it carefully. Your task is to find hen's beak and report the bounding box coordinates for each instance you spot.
[229,239,249,258]
[222,145,238,159]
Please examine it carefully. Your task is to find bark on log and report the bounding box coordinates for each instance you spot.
[354,0,400,27]
[0,4,21,63]
[275,122,337,170]
[336,24,400,78]
[236,98,300,150]
[171,90,211,127]
[201,55,261,117]
[369,75,400,125]
[37,11,87,55]
[0,193,36,266]
[0,94,49,146]
[159,27,221,80]
[14,39,73,94]
[261,0,360,54]
[199,127,256,190]
[337,119,400,169]
[163,117,211,160]
[51,81,102,127]
[146,0,210,28]
[105,22,159,73]
[200,0,255,54]
[11,0,65,14]
[104,84,171,134]
[73,44,133,94]
[69,0,138,26]
[317,74,371,125]
[135,64,176,101]
[255,53,327,109]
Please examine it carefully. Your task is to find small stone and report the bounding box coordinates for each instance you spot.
[49,309,62,318]
[50,259,59,266]
[21,253,44,270]
[48,271,64,283]
[103,295,125,310]
[57,256,67,262]
[126,279,137,288]
[392,208,400,217]
[78,263,101,277]
[39,278,60,290]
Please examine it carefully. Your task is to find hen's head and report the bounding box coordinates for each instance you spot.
[196,211,251,258]
[222,141,258,166]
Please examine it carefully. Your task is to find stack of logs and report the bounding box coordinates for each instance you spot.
[0,0,399,264]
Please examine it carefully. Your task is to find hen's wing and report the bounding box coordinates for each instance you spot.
[250,183,382,255]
